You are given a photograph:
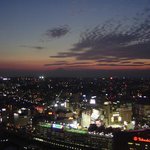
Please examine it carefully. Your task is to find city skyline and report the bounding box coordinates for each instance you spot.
[0,0,150,76]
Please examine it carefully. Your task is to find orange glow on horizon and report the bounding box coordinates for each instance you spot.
[1,64,150,71]
[0,59,150,71]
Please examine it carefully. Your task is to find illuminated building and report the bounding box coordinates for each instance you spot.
[36,122,113,150]
[133,98,150,124]
[103,102,133,127]
[81,108,102,128]
[113,129,150,150]
[81,110,91,128]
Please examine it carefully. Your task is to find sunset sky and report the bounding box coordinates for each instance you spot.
[0,0,150,76]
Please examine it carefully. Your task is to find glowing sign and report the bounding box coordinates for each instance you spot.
[52,124,63,129]
[133,136,150,143]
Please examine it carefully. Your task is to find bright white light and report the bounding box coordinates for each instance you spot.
[124,121,128,125]
[90,99,96,104]
[64,102,67,107]
[113,102,117,105]
[83,99,87,102]
[3,78,8,81]
[142,124,149,128]
[69,121,78,129]
[104,101,109,105]
[118,116,122,122]
[110,77,113,80]
[54,104,58,107]
[14,113,19,119]
[18,110,22,114]
[109,124,122,128]
[83,95,86,98]
[52,124,63,129]
[131,121,135,125]
[113,113,119,117]
[91,96,96,99]
[91,109,100,120]
[39,76,44,79]
[2,108,6,111]
[111,117,114,122]
[61,103,65,107]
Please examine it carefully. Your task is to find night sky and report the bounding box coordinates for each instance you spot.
[0,0,150,76]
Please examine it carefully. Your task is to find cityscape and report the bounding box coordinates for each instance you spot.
[0,76,150,149]
[0,0,150,149]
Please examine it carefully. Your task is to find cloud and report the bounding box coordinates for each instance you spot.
[45,25,70,39]
[44,61,91,67]
[21,45,45,50]
[97,64,145,67]
[50,9,150,66]
[121,61,132,64]
[133,62,145,65]
[44,62,68,66]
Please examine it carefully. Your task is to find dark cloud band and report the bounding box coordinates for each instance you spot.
[50,9,150,67]
[45,25,70,39]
